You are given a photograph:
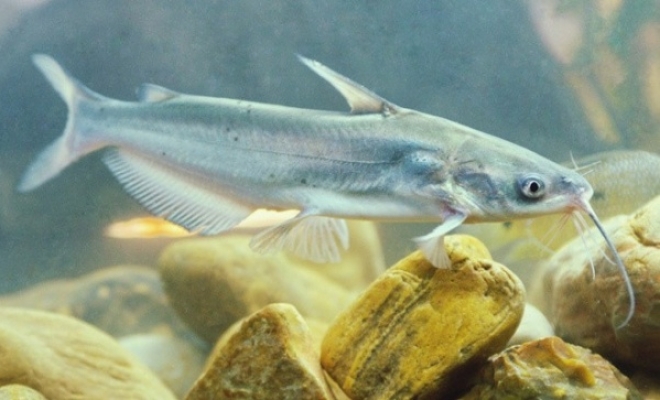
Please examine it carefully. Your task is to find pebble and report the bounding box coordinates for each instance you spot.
[0,307,175,400]
[185,303,334,400]
[507,303,554,346]
[461,336,642,399]
[321,234,525,400]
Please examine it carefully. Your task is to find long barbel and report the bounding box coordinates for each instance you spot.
[579,199,635,329]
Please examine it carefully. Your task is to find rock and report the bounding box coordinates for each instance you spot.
[0,307,175,400]
[321,234,525,400]
[119,333,208,399]
[185,303,334,400]
[461,336,642,400]
[507,303,554,346]
[530,195,660,369]
[159,233,356,343]
[0,385,48,400]
[0,265,191,338]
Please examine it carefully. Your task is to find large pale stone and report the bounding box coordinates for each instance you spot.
[461,337,642,400]
[0,307,175,400]
[159,234,356,343]
[185,303,334,400]
[530,195,660,369]
[321,234,525,400]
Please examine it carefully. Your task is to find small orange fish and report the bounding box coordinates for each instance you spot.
[105,209,300,239]
[104,216,191,239]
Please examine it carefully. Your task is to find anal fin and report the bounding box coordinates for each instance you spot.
[103,149,254,235]
[414,213,467,268]
[249,215,349,263]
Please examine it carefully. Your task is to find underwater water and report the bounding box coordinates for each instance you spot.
[0,0,599,293]
[0,0,657,398]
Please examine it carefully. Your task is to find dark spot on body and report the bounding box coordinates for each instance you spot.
[161,151,166,156]
[502,221,512,229]
[593,191,605,201]
[233,136,238,142]
[301,178,307,185]
[454,171,499,201]
[225,127,231,132]
[269,173,275,179]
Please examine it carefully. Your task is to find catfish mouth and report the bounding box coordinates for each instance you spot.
[570,195,635,330]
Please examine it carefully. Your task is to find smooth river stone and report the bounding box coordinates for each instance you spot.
[0,307,175,400]
[185,303,334,400]
[507,303,554,346]
[321,234,525,400]
[461,336,642,400]
[530,195,660,370]
[159,233,355,344]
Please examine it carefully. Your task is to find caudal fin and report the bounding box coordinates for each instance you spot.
[17,54,103,192]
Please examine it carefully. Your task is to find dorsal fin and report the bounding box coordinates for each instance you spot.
[137,84,180,102]
[297,54,399,115]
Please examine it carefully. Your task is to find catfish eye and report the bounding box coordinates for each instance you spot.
[518,175,546,199]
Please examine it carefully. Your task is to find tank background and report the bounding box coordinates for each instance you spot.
[0,0,605,293]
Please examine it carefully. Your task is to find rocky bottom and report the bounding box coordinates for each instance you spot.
[0,202,659,399]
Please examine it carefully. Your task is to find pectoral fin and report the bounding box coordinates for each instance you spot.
[249,214,349,263]
[414,213,467,268]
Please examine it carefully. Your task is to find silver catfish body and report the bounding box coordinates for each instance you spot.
[21,54,638,329]
[20,54,594,268]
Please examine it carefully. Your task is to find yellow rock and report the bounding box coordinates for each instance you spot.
[461,337,642,400]
[0,385,48,400]
[530,195,660,369]
[159,234,356,343]
[186,303,334,400]
[321,234,525,400]
[0,307,175,400]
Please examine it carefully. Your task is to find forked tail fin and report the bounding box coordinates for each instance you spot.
[17,54,104,192]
